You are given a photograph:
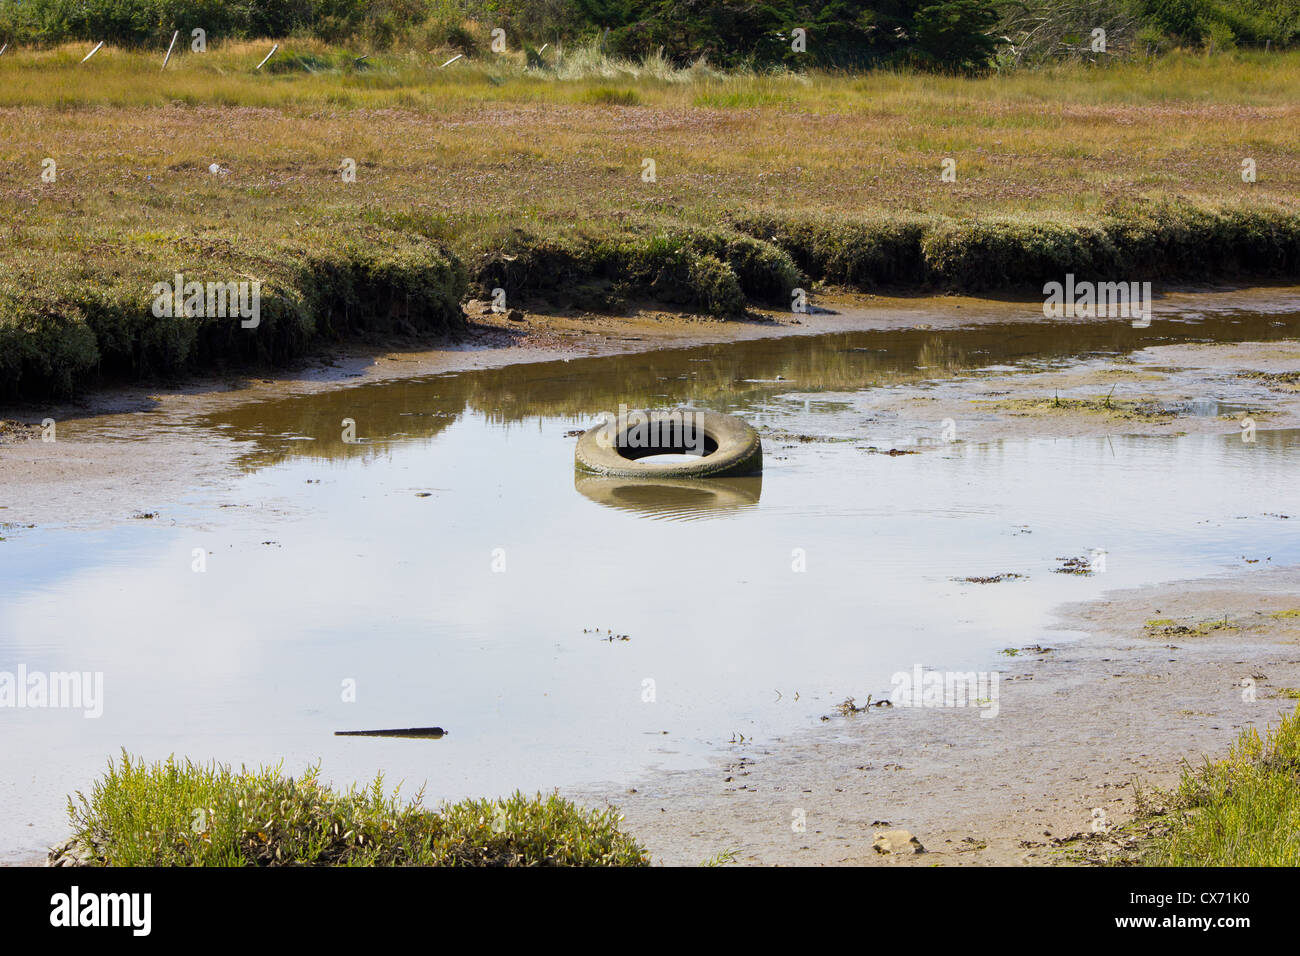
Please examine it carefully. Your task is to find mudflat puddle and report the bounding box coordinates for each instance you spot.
[3,303,1299,860]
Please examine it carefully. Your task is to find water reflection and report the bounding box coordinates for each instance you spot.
[201,308,1300,471]
[574,474,762,521]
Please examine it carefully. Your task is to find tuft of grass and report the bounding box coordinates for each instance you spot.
[1143,705,1300,866]
[581,86,641,106]
[1143,615,1238,637]
[63,751,649,867]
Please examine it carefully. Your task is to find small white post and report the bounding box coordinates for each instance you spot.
[82,41,105,63]
[0,44,8,57]
[256,43,279,71]
[440,53,463,68]
[539,43,548,53]
[162,30,178,70]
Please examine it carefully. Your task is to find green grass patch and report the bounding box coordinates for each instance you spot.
[1143,615,1239,637]
[581,86,641,106]
[1143,705,1300,866]
[63,751,649,866]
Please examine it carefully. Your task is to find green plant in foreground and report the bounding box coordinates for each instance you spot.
[1143,704,1300,866]
[64,751,649,866]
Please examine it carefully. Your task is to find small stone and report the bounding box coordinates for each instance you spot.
[873,829,925,855]
[507,309,525,322]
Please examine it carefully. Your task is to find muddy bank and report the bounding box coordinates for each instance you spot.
[7,203,1298,400]
[579,566,1300,866]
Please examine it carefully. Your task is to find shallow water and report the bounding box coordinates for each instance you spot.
[3,304,1300,860]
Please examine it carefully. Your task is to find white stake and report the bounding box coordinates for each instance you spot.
[0,44,8,57]
[440,53,463,68]
[256,43,279,71]
[162,30,178,71]
[81,41,105,63]
[539,44,548,53]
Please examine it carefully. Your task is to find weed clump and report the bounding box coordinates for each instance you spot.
[1142,705,1300,866]
[59,751,649,867]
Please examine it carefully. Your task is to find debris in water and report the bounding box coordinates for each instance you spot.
[335,727,447,739]
[1054,555,1095,575]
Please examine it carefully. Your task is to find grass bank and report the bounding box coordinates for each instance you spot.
[1124,703,1300,865]
[1,44,1298,399]
[56,752,649,866]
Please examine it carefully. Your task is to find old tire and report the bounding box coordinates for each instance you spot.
[574,408,762,479]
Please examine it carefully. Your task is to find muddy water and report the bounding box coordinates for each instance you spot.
[2,305,1300,860]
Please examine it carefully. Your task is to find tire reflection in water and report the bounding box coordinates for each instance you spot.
[574,474,762,521]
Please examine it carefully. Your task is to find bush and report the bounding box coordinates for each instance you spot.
[911,0,1001,72]
[578,0,1002,70]
[61,751,650,866]
[474,228,793,318]
[732,215,929,288]
[1139,0,1211,43]
[0,0,431,47]
[1144,704,1300,866]
[0,293,99,398]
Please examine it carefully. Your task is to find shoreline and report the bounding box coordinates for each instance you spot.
[576,565,1300,866]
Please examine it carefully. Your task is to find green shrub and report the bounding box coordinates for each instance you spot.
[733,215,929,287]
[0,293,99,398]
[473,228,776,318]
[688,232,800,305]
[63,751,650,866]
[686,253,746,317]
[1144,704,1300,865]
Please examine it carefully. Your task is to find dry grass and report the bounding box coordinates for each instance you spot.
[2,43,1296,243]
[2,43,1298,397]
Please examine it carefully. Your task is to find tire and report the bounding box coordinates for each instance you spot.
[574,408,762,479]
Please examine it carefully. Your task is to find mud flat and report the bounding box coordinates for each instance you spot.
[580,567,1300,866]
[2,286,1298,868]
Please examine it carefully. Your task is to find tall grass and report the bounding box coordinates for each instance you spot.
[1145,704,1300,866]
[64,751,650,866]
